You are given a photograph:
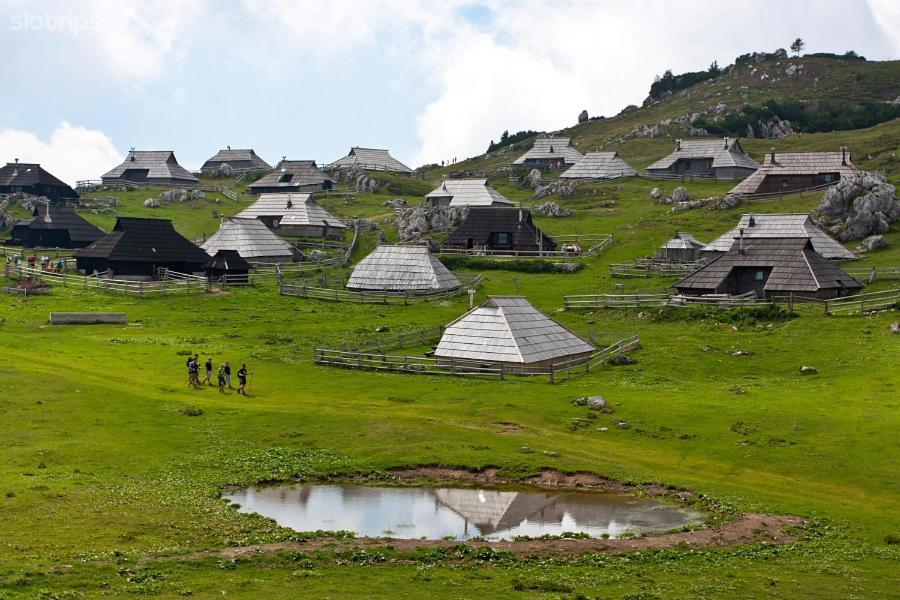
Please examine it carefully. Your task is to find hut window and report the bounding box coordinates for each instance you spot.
[684,160,691,171]
[755,270,766,281]
[782,178,789,188]
[497,232,510,244]
[823,173,834,182]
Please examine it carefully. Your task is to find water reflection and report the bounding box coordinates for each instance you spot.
[223,484,704,540]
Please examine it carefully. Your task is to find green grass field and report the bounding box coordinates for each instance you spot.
[2,153,899,599]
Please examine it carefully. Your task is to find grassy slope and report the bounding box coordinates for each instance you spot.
[2,170,899,598]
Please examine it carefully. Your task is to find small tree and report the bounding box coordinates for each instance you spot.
[790,38,805,56]
[709,60,720,74]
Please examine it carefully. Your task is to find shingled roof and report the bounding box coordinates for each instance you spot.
[236,193,346,230]
[201,148,272,173]
[346,245,461,292]
[75,217,209,264]
[12,204,104,245]
[513,136,583,166]
[443,207,555,251]
[0,161,77,195]
[646,138,759,171]
[435,297,595,365]
[560,151,637,180]
[206,249,251,273]
[101,151,198,185]
[675,238,862,295]
[703,214,855,259]
[248,159,333,192]
[201,217,297,262]
[728,150,858,195]
[327,147,412,173]
[425,179,513,207]
[661,232,705,252]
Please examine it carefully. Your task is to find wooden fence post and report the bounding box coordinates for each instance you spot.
[549,363,555,384]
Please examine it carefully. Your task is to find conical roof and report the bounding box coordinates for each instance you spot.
[346,245,461,292]
[201,217,296,262]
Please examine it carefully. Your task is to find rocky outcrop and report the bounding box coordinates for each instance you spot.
[649,187,663,201]
[578,109,589,123]
[534,181,575,200]
[534,202,573,217]
[522,169,542,189]
[214,163,234,177]
[747,116,794,139]
[395,205,466,240]
[709,195,743,210]
[381,198,406,209]
[191,189,205,200]
[143,198,159,208]
[160,189,190,203]
[811,171,900,241]
[671,197,718,212]
[853,234,887,253]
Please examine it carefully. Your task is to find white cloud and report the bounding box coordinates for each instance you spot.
[866,0,900,56]
[0,122,122,185]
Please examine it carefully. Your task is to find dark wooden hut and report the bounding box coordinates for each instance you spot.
[512,136,582,171]
[75,217,210,278]
[646,138,759,180]
[443,207,555,253]
[205,249,251,279]
[674,238,862,299]
[327,147,413,174]
[248,160,333,194]
[728,149,857,196]
[101,150,198,188]
[659,232,705,263]
[0,160,78,201]
[201,148,272,175]
[11,204,104,248]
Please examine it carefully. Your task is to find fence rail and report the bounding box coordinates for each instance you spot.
[609,258,701,278]
[4,264,206,295]
[823,288,900,315]
[639,171,716,182]
[280,275,482,304]
[843,266,900,284]
[564,291,762,309]
[439,234,612,259]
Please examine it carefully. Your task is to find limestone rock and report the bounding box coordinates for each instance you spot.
[143,198,159,208]
[215,163,234,177]
[522,169,542,189]
[586,396,608,409]
[578,109,589,123]
[395,205,466,240]
[650,187,663,200]
[890,322,900,334]
[671,187,689,204]
[535,202,572,217]
[309,249,327,262]
[191,189,205,200]
[811,171,900,241]
[853,234,887,253]
[799,365,818,375]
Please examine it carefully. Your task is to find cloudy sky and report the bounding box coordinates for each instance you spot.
[0,0,897,183]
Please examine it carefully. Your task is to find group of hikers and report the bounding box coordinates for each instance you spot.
[186,354,249,395]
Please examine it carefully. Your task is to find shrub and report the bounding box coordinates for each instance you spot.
[487,130,540,153]
[437,255,581,273]
[885,534,900,545]
[649,68,721,100]
[179,406,203,417]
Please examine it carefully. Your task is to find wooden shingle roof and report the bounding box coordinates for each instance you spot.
[675,238,862,294]
[75,217,209,264]
[346,245,461,292]
[0,162,76,195]
[513,137,583,166]
[435,296,595,364]
[202,149,272,171]
[206,249,251,272]
[248,159,332,191]
[14,205,104,243]
[425,179,513,207]
[201,217,297,261]
[102,151,198,183]
[661,232,705,251]
[646,138,759,171]
[560,151,637,180]
[236,193,346,230]
[327,147,412,173]
[729,151,857,195]
[703,214,855,259]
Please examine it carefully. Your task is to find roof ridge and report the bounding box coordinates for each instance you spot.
[496,305,525,363]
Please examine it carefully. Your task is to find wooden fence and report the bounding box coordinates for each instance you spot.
[609,259,700,278]
[280,275,482,304]
[4,264,207,295]
[439,234,612,260]
[822,289,900,315]
[843,266,900,284]
[564,291,762,309]
[639,171,716,182]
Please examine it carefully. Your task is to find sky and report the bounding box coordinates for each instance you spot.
[0,0,897,184]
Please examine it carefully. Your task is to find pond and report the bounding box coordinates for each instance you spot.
[222,483,704,540]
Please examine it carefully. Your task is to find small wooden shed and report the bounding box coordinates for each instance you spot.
[513,136,583,171]
[236,193,346,239]
[205,249,251,279]
[646,138,759,180]
[659,233,705,263]
[346,245,461,293]
[425,179,513,209]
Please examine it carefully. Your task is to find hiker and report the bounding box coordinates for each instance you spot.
[223,362,232,389]
[217,364,227,393]
[204,357,213,386]
[189,354,200,387]
[186,354,195,387]
[237,364,248,395]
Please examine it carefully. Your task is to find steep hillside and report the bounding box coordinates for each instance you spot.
[424,53,900,179]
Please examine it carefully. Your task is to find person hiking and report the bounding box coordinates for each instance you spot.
[204,357,213,386]
[186,354,195,387]
[217,364,227,393]
[189,354,200,387]
[223,362,232,389]
[237,364,248,395]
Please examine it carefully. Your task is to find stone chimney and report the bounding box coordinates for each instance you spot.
[769,148,777,164]
[724,137,729,149]
[676,139,682,151]
[841,146,847,165]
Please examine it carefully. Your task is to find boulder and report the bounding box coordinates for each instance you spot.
[710,194,743,211]
[854,234,887,253]
[649,187,663,200]
[890,322,899,334]
[671,187,689,204]
[730,349,753,357]
[558,183,576,198]
[811,171,900,241]
[215,163,234,177]
[309,249,327,262]
[799,365,818,375]
[534,202,572,217]
[395,205,466,240]
[143,198,159,208]
[522,168,542,189]
[608,354,637,365]
[578,109,589,123]
[382,198,406,209]
[616,421,631,430]
[586,396,608,409]
[190,189,205,200]
[533,182,557,200]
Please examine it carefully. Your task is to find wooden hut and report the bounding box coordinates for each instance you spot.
[201,217,298,264]
[201,148,272,175]
[346,245,461,293]
[645,138,759,180]
[425,179,513,209]
[205,249,251,280]
[248,160,333,194]
[728,148,857,196]
[513,136,582,170]
[101,150,198,188]
[702,214,855,260]
[560,151,636,181]
[659,233,705,263]
[327,147,412,174]
[75,217,210,278]
[434,296,595,373]
[236,193,346,239]
[0,160,78,201]
[674,238,862,299]
[11,204,104,248]
[443,207,555,253]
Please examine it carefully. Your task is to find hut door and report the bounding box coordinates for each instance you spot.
[729,267,771,297]
[466,237,474,249]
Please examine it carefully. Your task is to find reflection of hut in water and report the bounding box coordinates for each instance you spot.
[432,489,557,535]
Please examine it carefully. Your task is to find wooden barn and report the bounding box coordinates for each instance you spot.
[645,138,759,180]
[702,214,856,260]
[512,136,583,170]
[12,204,104,248]
[327,147,413,174]
[205,249,251,280]
[201,217,299,264]
[674,238,862,300]
[425,179,513,209]
[75,217,210,278]
[236,193,346,239]
[560,151,637,181]
[101,150,198,188]
[346,245,461,293]
[659,232,705,263]
[443,207,555,253]
[201,148,272,175]
[0,160,78,201]
[248,160,333,194]
[434,296,596,373]
[728,148,857,195]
